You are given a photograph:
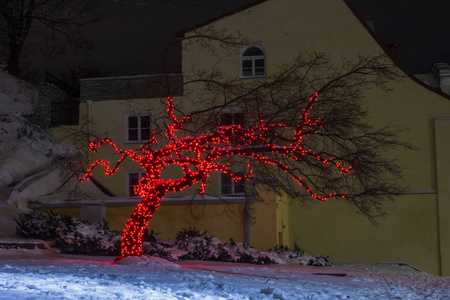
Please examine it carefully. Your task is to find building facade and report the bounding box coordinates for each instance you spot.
[43,0,450,275]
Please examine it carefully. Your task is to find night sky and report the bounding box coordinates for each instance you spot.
[33,0,254,77]
[32,0,450,78]
[349,0,450,74]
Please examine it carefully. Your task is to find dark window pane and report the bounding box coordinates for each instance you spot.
[242,60,252,68]
[129,173,139,185]
[128,116,138,129]
[242,69,253,77]
[128,129,138,141]
[221,173,232,185]
[234,182,245,193]
[221,185,232,194]
[220,113,233,126]
[221,173,232,194]
[234,171,245,193]
[255,68,265,76]
[129,173,139,196]
[140,115,150,128]
[242,60,254,77]
[243,47,264,56]
[233,113,245,126]
[255,59,264,67]
[141,128,151,141]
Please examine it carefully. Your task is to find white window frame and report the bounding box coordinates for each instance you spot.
[126,171,146,197]
[219,107,245,127]
[219,171,246,195]
[240,44,266,78]
[125,113,151,143]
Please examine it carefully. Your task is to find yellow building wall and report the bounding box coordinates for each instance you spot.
[43,207,81,219]
[48,0,450,275]
[105,203,246,242]
[275,194,294,249]
[180,0,450,275]
[46,202,269,247]
[293,195,440,275]
[248,200,277,249]
[434,118,450,276]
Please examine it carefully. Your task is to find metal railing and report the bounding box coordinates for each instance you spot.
[51,101,79,126]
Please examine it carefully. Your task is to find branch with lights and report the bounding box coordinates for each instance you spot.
[79,92,353,260]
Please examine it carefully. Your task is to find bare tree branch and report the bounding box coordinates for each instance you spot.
[0,0,100,76]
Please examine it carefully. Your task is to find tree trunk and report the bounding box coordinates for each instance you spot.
[8,41,21,77]
[118,195,160,260]
[7,36,23,77]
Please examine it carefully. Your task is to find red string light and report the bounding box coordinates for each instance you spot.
[79,93,353,259]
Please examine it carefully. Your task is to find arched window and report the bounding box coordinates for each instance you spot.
[240,44,266,78]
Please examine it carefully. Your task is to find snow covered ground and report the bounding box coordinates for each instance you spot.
[0,247,448,299]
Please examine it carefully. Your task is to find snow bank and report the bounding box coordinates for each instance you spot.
[116,256,181,268]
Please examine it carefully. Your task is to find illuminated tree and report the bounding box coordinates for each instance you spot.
[76,50,411,260]
[79,91,357,259]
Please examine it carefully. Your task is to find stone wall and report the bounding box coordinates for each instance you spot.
[38,82,78,127]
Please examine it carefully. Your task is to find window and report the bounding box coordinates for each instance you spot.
[125,114,150,143]
[219,107,245,127]
[127,171,146,197]
[240,44,266,78]
[220,171,246,194]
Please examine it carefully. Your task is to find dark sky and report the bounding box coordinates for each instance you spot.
[34,0,450,78]
[35,0,254,77]
[349,0,450,73]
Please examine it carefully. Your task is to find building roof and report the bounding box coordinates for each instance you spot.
[79,73,183,101]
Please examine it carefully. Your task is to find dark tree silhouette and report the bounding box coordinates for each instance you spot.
[0,0,99,76]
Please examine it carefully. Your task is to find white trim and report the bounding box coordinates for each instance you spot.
[219,107,245,127]
[402,189,437,194]
[240,44,266,78]
[124,113,151,143]
[79,73,181,82]
[219,107,245,114]
[28,194,258,208]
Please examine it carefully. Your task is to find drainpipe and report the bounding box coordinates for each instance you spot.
[244,200,250,244]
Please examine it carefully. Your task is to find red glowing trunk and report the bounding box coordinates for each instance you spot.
[118,195,161,258]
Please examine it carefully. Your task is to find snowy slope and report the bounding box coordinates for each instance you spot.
[0,71,108,238]
[0,70,74,193]
[0,71,75,238]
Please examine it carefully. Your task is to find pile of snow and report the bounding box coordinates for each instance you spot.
[117,255,181,268]
[0,70,75,194]
[0,70,80,238]
[0,71,111,238]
